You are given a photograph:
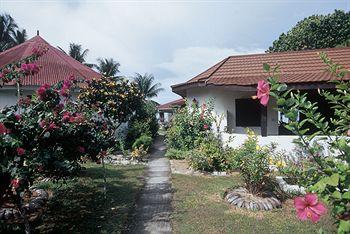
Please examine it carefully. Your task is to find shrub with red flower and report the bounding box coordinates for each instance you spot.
[20,63,40,75]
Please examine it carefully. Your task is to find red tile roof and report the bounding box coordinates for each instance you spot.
[0,35,101,86]
[158,98,185,111]
[172,47,350,91]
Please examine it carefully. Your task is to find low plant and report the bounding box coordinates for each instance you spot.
[186,133,229,172]
[165,148,186,160]
[132,134,153,151]
[230,129,273,194]
[130,145,148,161]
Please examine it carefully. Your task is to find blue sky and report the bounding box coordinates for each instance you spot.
[1,0,349,103]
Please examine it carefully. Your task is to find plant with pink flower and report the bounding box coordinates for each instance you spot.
[294,193,327,223]
[262,55,350,232]
[20,63,40,76]
[253,80,270,106]
[16,147,25,156]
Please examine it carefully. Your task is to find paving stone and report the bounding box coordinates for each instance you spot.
[131,136,172,234]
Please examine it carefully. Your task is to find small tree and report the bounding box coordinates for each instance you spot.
[268,10,350,52]
[259,54,350,232]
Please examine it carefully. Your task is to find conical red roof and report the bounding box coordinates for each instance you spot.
[0,35,101,86]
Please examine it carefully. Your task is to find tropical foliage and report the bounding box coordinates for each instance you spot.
[268,10,350,52]
[0,13,27,52]
[133,73,164,99]
[262,53,350,232]
[95,58,120,77]
[0,50,146,231]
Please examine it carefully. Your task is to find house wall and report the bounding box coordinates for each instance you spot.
[185,86,302,153]
[0,87,80,109]
[0,89,34,108]
[186,86,279,135]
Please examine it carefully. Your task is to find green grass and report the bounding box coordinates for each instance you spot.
[34,163,145,233]
[172,174,336,234]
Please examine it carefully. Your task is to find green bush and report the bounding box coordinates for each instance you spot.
[230,129,272,194]
[126,101,158,148]
[132,135,153,150]
[165,148,186,160]
[186,133,230,172]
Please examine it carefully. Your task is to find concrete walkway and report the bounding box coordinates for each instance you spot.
[130,136,172,234]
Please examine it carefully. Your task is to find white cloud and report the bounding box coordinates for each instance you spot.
[155,46,264,103]
[1,0,347,104]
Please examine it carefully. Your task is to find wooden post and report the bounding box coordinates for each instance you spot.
[261,105,267,137]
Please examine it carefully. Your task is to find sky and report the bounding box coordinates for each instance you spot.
[1,0,349,103]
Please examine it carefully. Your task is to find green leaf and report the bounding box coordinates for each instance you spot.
[326,173,339,186]
[339,220,350,233]
[263,63,270,72]
[343,192,350,200]
[332,190,341,199]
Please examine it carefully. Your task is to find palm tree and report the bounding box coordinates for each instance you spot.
[68,43,89,63]
[94,58,120,77]
[12,29,27,45]
[133,73,164,99]
[0,13,18,51]
[58,43,94,67]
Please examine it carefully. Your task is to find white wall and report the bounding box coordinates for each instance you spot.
[0,89,34,108]
[186,86,279,135]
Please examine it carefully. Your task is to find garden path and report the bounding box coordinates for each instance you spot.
[131,136,172,234]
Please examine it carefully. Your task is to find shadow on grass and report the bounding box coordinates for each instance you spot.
[33,164,145,234]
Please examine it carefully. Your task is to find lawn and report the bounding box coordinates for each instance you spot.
[171,174,336,234]
[33,163,145,233]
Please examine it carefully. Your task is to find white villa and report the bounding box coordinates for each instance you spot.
[171,47,350,152]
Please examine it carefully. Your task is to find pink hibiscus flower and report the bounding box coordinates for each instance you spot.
[294,193,327,223]
[254,80,270,106]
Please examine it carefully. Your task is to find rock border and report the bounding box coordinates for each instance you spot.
[0,188,49,222]
[224,187,282,211]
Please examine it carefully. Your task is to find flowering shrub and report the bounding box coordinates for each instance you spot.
[261,53,350,232]
[0,77,98,212]
[79,76,142,122]
[229,129,273,194]
[166,99,214,151]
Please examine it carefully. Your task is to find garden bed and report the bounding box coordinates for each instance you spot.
[171,174,336,233]
[31,163,145,233]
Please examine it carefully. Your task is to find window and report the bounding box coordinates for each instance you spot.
[235,98,261,127]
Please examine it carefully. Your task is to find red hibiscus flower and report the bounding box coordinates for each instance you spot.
[77,146,85,153]
[0,123,8,135]
[253,80,270,106]
[11,178,21,190]
[15,114,21,121]
[62,112,71,123]
[37,83,51,100]
[294,193,327,223]
[16,147,25,156]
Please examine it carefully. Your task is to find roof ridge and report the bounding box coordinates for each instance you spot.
[204,56,231,85]
[225,46,350,59]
